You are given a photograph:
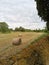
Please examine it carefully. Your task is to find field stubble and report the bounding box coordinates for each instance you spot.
[0,32,44,65]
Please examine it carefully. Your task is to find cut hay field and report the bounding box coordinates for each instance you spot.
[0,32,43,53]
[0,32,46,65]
[13,34,49,65]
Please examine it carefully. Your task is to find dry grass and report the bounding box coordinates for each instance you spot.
[0,32,44,65]
[0,32,43,53]
[13,34,49,65]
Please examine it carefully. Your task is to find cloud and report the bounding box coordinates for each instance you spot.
[0,0,46,29]
[8,22,46,30]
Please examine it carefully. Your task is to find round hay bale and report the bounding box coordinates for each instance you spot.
[12,38,22,45]
[18,34,22,37]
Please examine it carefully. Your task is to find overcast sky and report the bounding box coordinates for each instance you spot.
[0,0,46,30]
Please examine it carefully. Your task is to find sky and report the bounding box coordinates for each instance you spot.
[0,0,46,30]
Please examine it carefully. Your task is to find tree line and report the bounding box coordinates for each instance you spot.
[0,22,48,33]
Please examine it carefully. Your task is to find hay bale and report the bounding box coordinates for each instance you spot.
[12,38,22,45]
[18,34,22,37]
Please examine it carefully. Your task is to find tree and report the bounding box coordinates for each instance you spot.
[19,26,25,32]
[15,26,25,32]
[15,27,19,31]
[35,0,49,30]
[0,22,9,33]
